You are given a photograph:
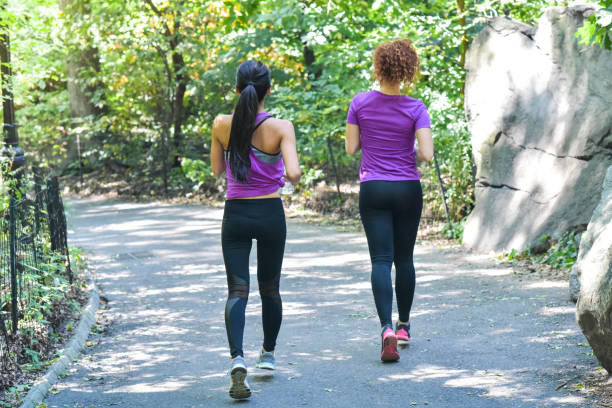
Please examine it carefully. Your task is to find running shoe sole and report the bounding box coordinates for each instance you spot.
[397,338,410,346]
[396,325,411,345]
[396,331,411,345]
[229,366,251,400]
[256,361,275,370]
[381,334,400,362]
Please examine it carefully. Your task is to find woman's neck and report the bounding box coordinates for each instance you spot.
[379,81,401,95]
[257,100,266,113]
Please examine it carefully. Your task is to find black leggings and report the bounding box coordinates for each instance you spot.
[359,180,422,328]
[222,198,286,358]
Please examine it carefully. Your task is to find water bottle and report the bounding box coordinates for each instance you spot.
[280,182,294,196]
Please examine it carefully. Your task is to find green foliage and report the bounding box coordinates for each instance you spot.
[0,171,83,376]
[0,161,18,211]
[8,0,71,168]
[541,231,581,270]
[442,218,466,241]
[1,384,30,407]
[181,158,214,191]
[478,0,569,25]
[300,167,325,190]
[504,231,582,270]
[3,0,579,219]
[576,0,612,49]
[20,252,74,323]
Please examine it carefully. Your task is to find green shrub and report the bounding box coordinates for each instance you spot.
[504,231,582,270]
[181,158,214,191]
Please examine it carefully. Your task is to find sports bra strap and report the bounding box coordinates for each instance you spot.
[253,115,273,132]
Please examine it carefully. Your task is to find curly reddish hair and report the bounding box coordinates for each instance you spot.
[373,39,419,86]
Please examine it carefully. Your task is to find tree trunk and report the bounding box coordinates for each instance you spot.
[457,0,468,68]
[59,0,106,118]
[170,14,187,168]
[303,45,322,80]
[302,40,340,195]
[144,0,188,168]
[0,14,16,145]
[0,2,25,170]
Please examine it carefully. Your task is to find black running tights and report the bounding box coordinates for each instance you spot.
[222,198,286,358]
[359,180,422,328]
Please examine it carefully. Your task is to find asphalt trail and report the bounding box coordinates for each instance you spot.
[44,199,598,407]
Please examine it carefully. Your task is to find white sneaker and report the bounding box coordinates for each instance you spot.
[256,351,275,370]
[229,356,251,399]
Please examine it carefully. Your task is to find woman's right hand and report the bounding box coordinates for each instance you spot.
[282,174,298,187]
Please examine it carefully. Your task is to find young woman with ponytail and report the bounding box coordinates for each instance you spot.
[345,39,434,362]
[210,60,300,400]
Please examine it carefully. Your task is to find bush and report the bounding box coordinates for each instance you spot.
[505,231,582,270]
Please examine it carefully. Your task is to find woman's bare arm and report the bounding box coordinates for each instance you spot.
[210,116,227,176]
[279,120,301,185]
[415,127,434,162]
[345,123,361,156]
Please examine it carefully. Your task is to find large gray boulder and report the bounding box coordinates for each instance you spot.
[462,6,612,251]
[576,165,612,373]
[569,265,580,302]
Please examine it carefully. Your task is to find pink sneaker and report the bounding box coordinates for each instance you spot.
[381,327,399,362]
[396,323,411,344]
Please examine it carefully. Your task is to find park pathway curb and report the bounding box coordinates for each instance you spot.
[19,275,100,408]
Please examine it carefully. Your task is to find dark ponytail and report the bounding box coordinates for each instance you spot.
[228,60,271,183]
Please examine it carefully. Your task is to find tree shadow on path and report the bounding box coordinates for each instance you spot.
[42,200,598,408]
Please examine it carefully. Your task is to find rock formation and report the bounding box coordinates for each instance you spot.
[462,6,612,251]
[575,165,612,372]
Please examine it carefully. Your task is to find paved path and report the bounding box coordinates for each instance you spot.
[44,199,598,407]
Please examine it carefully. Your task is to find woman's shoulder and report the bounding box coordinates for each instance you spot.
[213,114,233,129]
[213,114,234,125]
[402,95,427,107]
[348,91,375,112]
[399,97,429,123]
[399,96,428,114]
[351,90,374,102]
[266,116,294,133]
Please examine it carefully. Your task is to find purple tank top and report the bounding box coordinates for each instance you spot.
[225,112,285,199]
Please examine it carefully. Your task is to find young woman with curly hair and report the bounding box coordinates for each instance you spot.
[211,60,301,399]
[345,39,434,362]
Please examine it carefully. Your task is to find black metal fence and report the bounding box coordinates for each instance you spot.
[0,173,70,363]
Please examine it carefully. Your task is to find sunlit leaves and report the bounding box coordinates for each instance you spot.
[576,1,612,50]
[3,0,585,207]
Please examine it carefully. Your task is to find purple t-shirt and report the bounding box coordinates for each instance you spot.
[347,90,431,182]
